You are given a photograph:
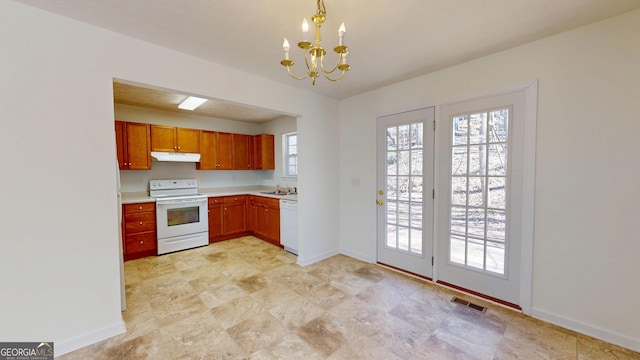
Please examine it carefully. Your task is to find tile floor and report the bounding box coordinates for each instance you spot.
[58,236,639,359]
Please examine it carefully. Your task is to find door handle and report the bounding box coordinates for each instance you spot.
[376,200,384,206]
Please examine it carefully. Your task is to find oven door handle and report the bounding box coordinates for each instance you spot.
[156,198,208,205]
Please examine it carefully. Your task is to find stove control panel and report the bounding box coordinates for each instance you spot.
[149,179,198,191]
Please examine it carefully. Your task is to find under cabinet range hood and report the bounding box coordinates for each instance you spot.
[151,151,201,162]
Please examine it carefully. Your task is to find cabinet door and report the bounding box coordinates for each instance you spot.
[254,134,275,170]
[232,134,251,170]
[126,123,151,170]
[256,204,269,238]
[266,206,280,244]
[151,125,177,152]
[224,202,247,235]
[217,132,234,170]
[197,131,217,170]
[177,128,200,153]
[208,202,224,240]
[248,201,258,233]
[115,121,128,169]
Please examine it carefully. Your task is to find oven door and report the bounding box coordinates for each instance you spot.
[156,197,208,240]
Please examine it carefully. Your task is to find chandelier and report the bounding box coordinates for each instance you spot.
[280,0,350,85]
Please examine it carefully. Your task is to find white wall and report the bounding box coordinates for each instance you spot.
[339,9,640,351]
[0,1,339,355]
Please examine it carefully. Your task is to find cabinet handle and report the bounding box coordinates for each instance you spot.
[177,146,181,150]
[139,221,143,225]
[224,208,228,211]
[138,206,143,210]
[139,240,144,244]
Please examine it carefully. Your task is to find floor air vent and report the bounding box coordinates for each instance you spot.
[451,297,487,313]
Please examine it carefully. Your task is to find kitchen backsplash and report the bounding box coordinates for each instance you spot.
[119,161,295,192]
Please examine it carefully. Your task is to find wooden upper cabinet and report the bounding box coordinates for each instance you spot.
[217,132,233,169]
[254,134,275,170]
[197,131,233,170]
[150,125,200,153]
[115,121,151,170]
[177,128,200,153]
[233,134,252,170]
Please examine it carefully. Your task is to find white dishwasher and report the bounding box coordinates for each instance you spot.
[280,199,298,255]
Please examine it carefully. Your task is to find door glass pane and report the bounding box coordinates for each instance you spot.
[386,176,397,200]
[398,228,409,251]
[452,147,467,175]
[467,177,485,207]
[468,145,486,175]
[386,225,397,247]
[387,127,398,150]
[488,143,507,176]
[453,115,468,145]
[469,113,487,144]
[449,109,509,275]
[489,110,508,143]
[410,203,422,228]
[411,150,423,175]
[398,125,411,150]
[397,201,410,227]
[488,177,506,209]
[384,122,425,256]
[486,241,505,273]
[411,229,423,253]
[410,177,423,202]
[386,201,397,224]
[451,177,467,206]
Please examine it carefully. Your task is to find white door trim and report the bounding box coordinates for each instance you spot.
[433,80,538,315]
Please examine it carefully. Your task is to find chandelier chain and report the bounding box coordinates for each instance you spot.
[317,0,326,16]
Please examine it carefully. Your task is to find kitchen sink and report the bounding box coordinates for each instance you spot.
[260,191,296,196]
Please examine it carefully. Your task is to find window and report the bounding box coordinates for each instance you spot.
[283,132,297,177]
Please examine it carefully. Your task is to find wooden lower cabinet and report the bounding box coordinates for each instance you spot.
[208,196,248,242]
[122,202,156,261]
[247,196,280,246]
[208,197,224,240]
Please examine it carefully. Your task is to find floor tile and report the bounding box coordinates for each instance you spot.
[54,237,640,359]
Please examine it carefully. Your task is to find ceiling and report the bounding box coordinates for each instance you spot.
[113,82,286,123]
[17,0,640,103]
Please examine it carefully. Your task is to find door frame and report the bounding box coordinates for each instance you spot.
[433,80,537,315]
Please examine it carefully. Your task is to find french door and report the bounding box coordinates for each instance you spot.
[437,89,532,307]
[376,107,435,278]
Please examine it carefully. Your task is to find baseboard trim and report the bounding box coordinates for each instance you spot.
[339,248,374,263]
[54,319,126,357]
[297,249,339,266]
[531,307,640,352]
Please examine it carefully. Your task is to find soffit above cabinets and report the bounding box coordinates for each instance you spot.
[113,82,286,124]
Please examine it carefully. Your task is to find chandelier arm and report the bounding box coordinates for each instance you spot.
[319,53,341,75]
[286,66,310,80]
[323,69,347,82]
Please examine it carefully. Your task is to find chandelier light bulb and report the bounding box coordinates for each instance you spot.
[302,18,309,41]
[338,22,346,45]
[283,38,290,51]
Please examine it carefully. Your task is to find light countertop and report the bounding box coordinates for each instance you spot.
[121,186,298,204]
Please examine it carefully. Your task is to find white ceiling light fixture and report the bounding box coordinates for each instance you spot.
[178,96,208,110]
[280,0,350,85]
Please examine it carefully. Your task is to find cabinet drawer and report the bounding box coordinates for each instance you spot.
[124,202,155,214]
[253,196,280,207]
[125,232,156,253]
[224,195,246,204]
[208,197,223,205]
[124,212,156,233]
